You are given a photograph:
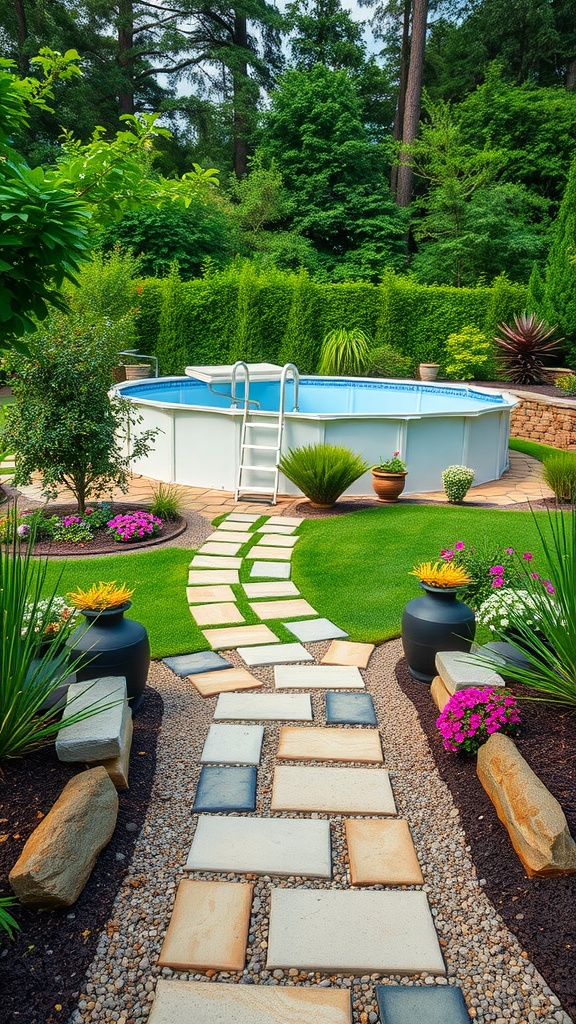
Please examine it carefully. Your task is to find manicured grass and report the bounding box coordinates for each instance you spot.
[292,504,549,643]
[509,438,565,463]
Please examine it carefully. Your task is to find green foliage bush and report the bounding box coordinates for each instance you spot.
[555,374,576,395]
[543,453,576,502]
[444,326,493,380]
[278,444,370,506]
[366,344,414,378]
[317,328,371,375]
[442,465,475,503]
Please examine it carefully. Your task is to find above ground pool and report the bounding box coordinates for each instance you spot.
[114,373,518,495]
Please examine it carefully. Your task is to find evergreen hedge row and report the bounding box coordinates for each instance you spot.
[134,264,526,376]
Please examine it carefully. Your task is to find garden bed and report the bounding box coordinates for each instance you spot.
[18,503,187,557]
[395,658,576,1018]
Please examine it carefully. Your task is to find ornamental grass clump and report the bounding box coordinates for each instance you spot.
[68,581,134,611]
[436,687,521,755]
[442,465,475,503]
[278,443,370,507]
[317,328,371,376]
[410,561,472,588]
[542,452,576,503]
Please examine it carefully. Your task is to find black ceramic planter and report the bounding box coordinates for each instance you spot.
[66,601,150,712]
[402,584,476,683]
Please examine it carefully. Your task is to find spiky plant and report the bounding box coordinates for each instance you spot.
[317,328,371,376]
[494,313,562,385]
[410,561,472,588]
[278,444,370,507]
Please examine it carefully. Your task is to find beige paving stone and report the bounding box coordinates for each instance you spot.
[207,530,252,544]
[274,665,364,690]
[257,524,297,535]
[217,520,253,533]
[226,513,261,522]
[191,555,243,569]
[202,624,280,650]
[249,598,317,620]
[186,815,332,878]
[197,542,243,556]
[242,581,299,599]
[158,880,252,971]
[246,545,292,560]
[186,585,236,604]
[214,692,313,721]
[271,765,396,815]
[345,819,424,885]
[277,726,383,763]
[189,603,245,627]
[321,640,375,668]
[253,533,298,547]
[187,570,240,585]
[188,667,264,698]
[267,516,303,526]
[148,979,352,1024]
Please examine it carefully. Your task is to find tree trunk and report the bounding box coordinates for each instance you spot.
[395,0,428,208]
[233,12,249,179]
[390,0,411,196]
[118,0,135,116]
[13,0,29,75]
[567,58,576,92]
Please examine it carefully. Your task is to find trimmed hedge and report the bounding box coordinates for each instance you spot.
[135,264,527,375]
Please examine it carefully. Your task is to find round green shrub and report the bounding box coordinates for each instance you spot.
[278,443,370,506]
[442,465,475,503]
[366,344,414,379]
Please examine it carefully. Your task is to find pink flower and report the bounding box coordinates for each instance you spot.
[489,565,504,575]
[523,552,533,561]
[441,549,454,561]
[531,572,539,580]
[545,583,555,594]
[393,451,399,456]
[492,576,504,587]
[505,547,514,554]
[454,541,465,550]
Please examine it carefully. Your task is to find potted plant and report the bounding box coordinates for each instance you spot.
[402,561,476,682]
[419,362,440,381]
[371,451,407,502]
[66,582,150,712]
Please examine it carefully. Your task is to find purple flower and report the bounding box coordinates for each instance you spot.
[441,549,454,561]
[523,552,533,561]
[505,547,514,554]
[531,572,539,580]
[489,565,504,575]
[492,576,504,587]
[17,523,30,537]
[454,541,465,550]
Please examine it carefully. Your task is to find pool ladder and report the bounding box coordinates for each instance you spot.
[234,362,299,504]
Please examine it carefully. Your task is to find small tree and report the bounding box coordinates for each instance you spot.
[4,311,158,513]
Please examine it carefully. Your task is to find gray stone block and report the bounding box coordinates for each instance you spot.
[435,651,504,695]
[55,677,128,763]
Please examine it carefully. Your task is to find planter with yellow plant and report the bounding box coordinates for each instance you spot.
[401,561,476,683]
[66,582,150,711]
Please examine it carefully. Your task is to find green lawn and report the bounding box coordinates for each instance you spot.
[509,437,564,462]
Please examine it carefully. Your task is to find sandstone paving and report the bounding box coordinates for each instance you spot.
[257,524,297,534]
[252,533,299,547]
[239,642,314,667]
[189,603,245,627]
[187,569,240,585]
[188,667,264,698]
[186,584,236,604]
[207,530,252,543]
[186,815,332,878]
[321,640,375,669]
[217,520,253,532]
[158,880,252,972]
[198,541,243,556]
[147,980,352,1024]
[202,624,280,650]
[250,560,291,579]
[225,513,262,522]
[345,818,424,886]
[271,765,396,815]
[274,665,363,689]
[200,723,264,765]
[249,598,317,620]
[214,692,313,721]
[242,581,299,598]
[191,555,243,569]
[277,726,383,763]
[246,545,293,560]
[267,515,303,526]
[285,618,348,642]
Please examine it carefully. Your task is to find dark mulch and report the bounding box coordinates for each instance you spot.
[395,658,576,1017]
[0,687,163,1024]
[17,504,186,558]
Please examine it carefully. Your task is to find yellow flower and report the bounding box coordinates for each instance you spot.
[68,581,134,611]
[410,561,472,588]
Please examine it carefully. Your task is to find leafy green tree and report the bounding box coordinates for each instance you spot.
[287,0,366,71]
[541,157,576,364]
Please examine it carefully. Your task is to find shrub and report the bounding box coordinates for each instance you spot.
[494,312,562,384]
[543,452,576,502]
[444,326,492,381]
[150,482,187,521]
[436,687,521,755]
[440,540,521,608]
[278,444,370,506]
[365,344,414,379]
[317,328,371,376]
[555,373,576,396]
[442,465,475,502]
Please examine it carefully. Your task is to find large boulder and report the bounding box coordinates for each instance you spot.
[9,766,118,906]
[477,733,576,878]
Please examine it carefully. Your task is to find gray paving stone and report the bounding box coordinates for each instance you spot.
[225,513,261,522]
[250,561,291,579]
[148,980,352,1024]
[163,652,231,676]
[325,692,377,725]
[186,815,332,878]
[239,642,313,667]
[55,677,128,762]
[285,618,348,642]
[191,555,243,569]
[200,723,264,765]
[271,765,396,815]
[266,890,445,975]
[242,581,299,598]
[376,985,472,1024]
[274,665,364,690]
[192,766,257,812]
[435,650,505,694]
[214,692,313,721]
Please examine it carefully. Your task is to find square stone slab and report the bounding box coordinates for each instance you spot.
[266,890,445,975]
[285,619,348,643]
[55,678,128,762]
[240,643,314,667]
[346,819,424,885]
[254,534,298,547]
[435,650,505,694]
[200,723,264,764]
[250,561,291,579]
[376,985,472,1024]
[275,665,364,690]
[202,624,280,650]
[277,727,383,763]
[325,692,377,726]
[257,524,297,535]
[148,979,352,1024]
[186,816,332,878]
[192,766,257,812]
[271,766,396,815]
[225,513,261,522]
[214,693,313,721]
[207,530,250,544]
[243,581,299,598]
[186,585,236,604]
[267,516,303,526]
[247,546,292,560]
[187,570,240,585]
[163,652,230,676]
[189,667,263,698]
[158,880,253,972]
[198,542,243,556]
[321,640,375,669]
[190,603,245,627]
[191,555,242,569]
[217,520,253,532]
[250,598,317,620]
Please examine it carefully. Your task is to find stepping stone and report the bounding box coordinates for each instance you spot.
[186,585,236,604]
[435,651,505,694]
[322,640,375,669]
[346,819,423,885]
[254,534,298,547]
[325,692,377,725]
[285,618,348,643]
[214,692,313,722]
[186,816,332,878]
[187,570,240,585]
[191,555,242,569]
[217,520,253,532]
[250,598,317,620]
[267,516,303,526]
[189,667,263,698]
[277,726,383,763]
[202,624,280,650]
[207,530,250,543]
[148,980,352,1024]
[163,651,230,676]
[55,677,129,762]
[275,665,364,690]
[376,985,472,1024]
[189,603,245,627]
[266,890,445,975]
[198,541,243,556]
[225,513,261,522]
[240,642,313,667]
[250,561,291,579]
[271,766,396,815]
[192,766,257,812]
[247,546,292,560]
[243,581,299,598]
[257,524,297,535]
[158,880,252,972]
[200,723,264,764]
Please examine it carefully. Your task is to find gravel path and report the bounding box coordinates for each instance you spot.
[68,641,572,1024]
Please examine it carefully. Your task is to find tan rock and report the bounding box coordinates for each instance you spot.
[477,733,576,878]
[430,675,451,712]
[9,766,118,906]
[93,713,133,790]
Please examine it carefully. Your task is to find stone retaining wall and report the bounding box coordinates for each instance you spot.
[510,390,576,449]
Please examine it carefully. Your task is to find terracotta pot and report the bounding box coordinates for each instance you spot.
[371,469,407,502]
[123,364,152,381]
[419,363,440,381]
